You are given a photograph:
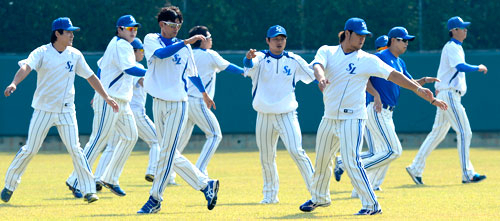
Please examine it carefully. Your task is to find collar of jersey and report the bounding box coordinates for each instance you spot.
[159,34,179,46]
[450,38,462,46]
[193,48,207,51]
[381,48,398,61]
[340,45,355,56]
[50,43,66,54]
[264,50,286,59]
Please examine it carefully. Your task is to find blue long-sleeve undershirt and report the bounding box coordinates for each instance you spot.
[188,76,206,93]
[243,57,253,68]
[96,68,101,79]
[124,66,146,77]
[224,64,244,74]
[456,63,479,72]
[154,41,185,59]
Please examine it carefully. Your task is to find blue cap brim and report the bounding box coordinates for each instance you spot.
[403,35,415,40]
[267,33,287,38]
[66,27,80,31]
[355,30,372,37]
[125,22,142,28]
[461,22,471,28]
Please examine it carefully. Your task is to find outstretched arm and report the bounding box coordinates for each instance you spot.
[313,63,329,92]
[4,64,32,97]
[86,75,119,112]
[415,76,440,86]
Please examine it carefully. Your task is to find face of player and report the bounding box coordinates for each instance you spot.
[200,32,212,50]
[452,28,467,41]
[390,38,408,56]
[266,35,287,55]
[56,30,74,47]
[160,18,182,39]
[134,49,144,62]
[346,32,366,51]
[117,26,138,43]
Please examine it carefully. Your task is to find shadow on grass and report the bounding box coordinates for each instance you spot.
[0,203,39,208]
[44,196,113,200]
[392,183,462,189]
[262,212,361,219]
[212,202,261,206]
[79,210,206,218]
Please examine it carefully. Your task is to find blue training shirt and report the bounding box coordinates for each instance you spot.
[366,49,413,106]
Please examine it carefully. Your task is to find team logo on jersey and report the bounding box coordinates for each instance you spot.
[346,63,356,74]
[283,65,291,75]
[66,61,74,72]
[267,60,271,63]
[172,54,181,64]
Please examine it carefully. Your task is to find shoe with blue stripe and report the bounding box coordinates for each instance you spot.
[406,167,424,185]
[137,195,161,214]
[334,156,344,182]
[65,182,83,198]
[1,187,13,203]
[83,193,99,204]
[354,209,382,215]
[463,174,486,184]
[102,181,126,196]
[201,179,219,210]
[299,199,331,212]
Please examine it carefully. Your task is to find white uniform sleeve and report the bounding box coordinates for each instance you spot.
[19,46,44,71]
[74,52,94,79]
[244,52,265,78]
[292,54,315,84]
[208,50,230,72]
[367,55,394,80]
[144,34,163,62]
[445,44,465,68]
[186,45,198,77]
[309,45,329,69]
[116,40,137,72]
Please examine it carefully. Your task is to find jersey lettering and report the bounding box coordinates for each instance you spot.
[66,61,74,72]
[172,54,181,64]
[346,63,356,75]
[283,65,291,76]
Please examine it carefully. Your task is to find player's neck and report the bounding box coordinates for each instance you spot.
[52,42,68,52]
[388,47,400,58]
[340,42,356,54]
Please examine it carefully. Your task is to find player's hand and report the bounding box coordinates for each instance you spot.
[373,96,382,113]
[4,83,16,97]
[246,49,257,60]
[478,64,488,74]
[424,77,440,84]
[202,92,216,110]
[416,87,433,101]
[138,77,144,87]
[104,97,119,112]
[435,89,440,95]
[90,98,94,106]
[431,98,448,110]
[317,78,329,92]
[184,35,206,45]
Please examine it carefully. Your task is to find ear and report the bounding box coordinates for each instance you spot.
[266,38,270,45]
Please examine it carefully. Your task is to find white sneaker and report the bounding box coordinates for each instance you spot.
[260,198,279,204]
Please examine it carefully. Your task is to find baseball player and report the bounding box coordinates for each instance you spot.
[242,25,317,204]
[299,18,440,215]
[375,35,389,52]
[65,15,146,198]
[167,25,244,185]
[406,16,488,185]
[333,27,447,197]
[93,38,160,190]
[1,17,119,204]
[137,6,219,214]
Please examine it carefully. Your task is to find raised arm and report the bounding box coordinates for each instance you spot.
[4,64,31,97]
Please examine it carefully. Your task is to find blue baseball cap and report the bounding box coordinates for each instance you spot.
[131,38,143,49]
[116,15,141,27]
[375,35,388,49]
[267,25,287,38]
[52,17,80,31]
[344,18,372,37]
[388,27,415,41]
[447,16,470,30]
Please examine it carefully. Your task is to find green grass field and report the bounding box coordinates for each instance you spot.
[0,147,498,220]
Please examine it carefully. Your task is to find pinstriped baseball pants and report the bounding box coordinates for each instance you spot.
[409,90,475,181]
[311,118,380,211]
[256,111,314,202]
[4,110,96,194]
[149,99,209,201]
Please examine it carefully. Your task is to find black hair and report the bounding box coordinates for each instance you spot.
[338,30,353,43]
[387,38,394,47]
[188,26,209,48]
[51,29,64,43]
[158,6,183,23]
[449,31,453,37]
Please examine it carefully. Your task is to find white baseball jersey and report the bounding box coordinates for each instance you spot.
[129,62,147,112]
[310,45,394,119]
[244,50,316,114]
[187,48,230,99]
[434,40,467,94]
[97,36,137,102]
[18,43,94,113]
[143,33,198,101]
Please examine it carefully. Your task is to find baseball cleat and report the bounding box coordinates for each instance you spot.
[299,199,330,212]
[83,193,99,203]
[354,209,382,215]
[462,174,486,184]
[102,181,126,196]
[334,156,344,182]
[374,187,382,191]
[201,179,219,210]
[1,187,13,203]
[145,174,154,182]
[260,198,279,204]
[406,167,424,185]
[96,181,103,192]
[167,180,180,186]
[65,182,83,198]
[137,195,161,214]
